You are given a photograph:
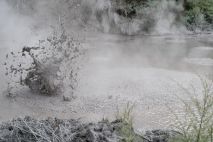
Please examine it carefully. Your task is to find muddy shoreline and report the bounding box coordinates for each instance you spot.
[0,116,178,142]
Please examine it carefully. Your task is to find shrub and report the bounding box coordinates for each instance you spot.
[116,103,136,142]
[183,0,213,31]
[113,0,213,32]
[170,77,213,142]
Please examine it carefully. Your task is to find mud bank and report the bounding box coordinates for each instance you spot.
[0,116,178,142]
[1,33,212,131]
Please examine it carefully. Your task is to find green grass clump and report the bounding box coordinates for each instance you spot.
[170,77,213,142]
[116,103,136,142]
[116,103,145,142]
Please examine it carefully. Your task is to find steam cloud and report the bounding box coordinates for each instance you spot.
[81,0,188,35]
[0,0,190,37]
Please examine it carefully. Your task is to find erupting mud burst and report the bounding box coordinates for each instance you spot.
[4,27,85,97]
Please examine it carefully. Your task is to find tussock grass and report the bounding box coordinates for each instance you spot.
[170,76,213,142]
[116,103,136,142]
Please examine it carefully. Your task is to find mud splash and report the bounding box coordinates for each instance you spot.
[4,27,84,97]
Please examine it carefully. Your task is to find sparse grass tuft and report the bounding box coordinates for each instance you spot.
[170,76,213,142]
[115,103,143,142]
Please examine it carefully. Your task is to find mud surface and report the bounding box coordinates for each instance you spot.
[0,31,213,131]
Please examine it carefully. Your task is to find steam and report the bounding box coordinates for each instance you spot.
[0,0,81,48]
[81,0,188,35]
[0,0,35,48]
[1,0,189,37]
[0,0,83,97]
[152,0,186,34]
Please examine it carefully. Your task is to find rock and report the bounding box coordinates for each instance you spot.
[63,95,72,101]
[0,116,179,142]
[115,8,136,19]
[0,116,121,142]
[143,130,178,142]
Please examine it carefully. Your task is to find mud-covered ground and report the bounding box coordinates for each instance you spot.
[0,0,213,136]
[1,30,213,132]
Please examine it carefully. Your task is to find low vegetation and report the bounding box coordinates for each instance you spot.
[113,0,213,32]
[116,103,137,142]
[170,77,213,142]
[183,0,213,31]
[114,77,213,142]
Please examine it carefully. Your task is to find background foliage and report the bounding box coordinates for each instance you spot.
[114,0,213,31]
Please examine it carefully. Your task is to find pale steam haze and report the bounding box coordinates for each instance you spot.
[0,0,213,134]
[153,0,186,34]
[0,1,33,48]
[0,0,189,40]
[81,0,188,35]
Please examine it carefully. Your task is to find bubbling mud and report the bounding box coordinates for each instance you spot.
[4,27,84,97]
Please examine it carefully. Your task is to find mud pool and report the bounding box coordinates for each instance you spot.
[0,31,212,131]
